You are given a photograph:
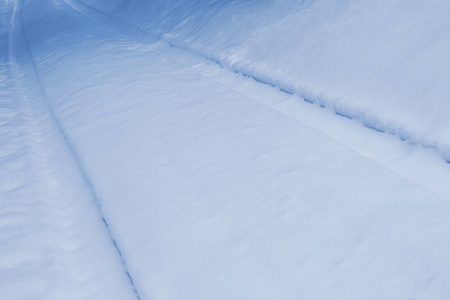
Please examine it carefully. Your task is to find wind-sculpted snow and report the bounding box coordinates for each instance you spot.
[11,0,450,299]
[78,0,450,162]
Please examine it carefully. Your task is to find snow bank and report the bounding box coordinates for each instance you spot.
[77,0,450,161]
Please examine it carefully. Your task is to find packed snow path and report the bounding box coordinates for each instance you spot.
[2,0,450,299]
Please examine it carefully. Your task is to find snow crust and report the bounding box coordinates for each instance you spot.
[79,0,450,161]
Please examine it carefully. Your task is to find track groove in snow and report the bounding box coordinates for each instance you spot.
[67,0,450,164]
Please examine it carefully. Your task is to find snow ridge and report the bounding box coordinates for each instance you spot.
[10,1,141,298]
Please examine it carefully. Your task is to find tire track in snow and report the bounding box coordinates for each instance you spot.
[65,0,450,164]
[9,0,141,298]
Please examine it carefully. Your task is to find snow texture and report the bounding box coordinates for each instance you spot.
[1,0,450,299]
[79,0,450,162]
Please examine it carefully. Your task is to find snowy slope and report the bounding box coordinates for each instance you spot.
[78,0,450,162]
[2,0,448,299]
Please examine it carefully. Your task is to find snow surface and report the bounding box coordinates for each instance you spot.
[1,0,450,299]
[78,0,450,162]
[0,1,136,299]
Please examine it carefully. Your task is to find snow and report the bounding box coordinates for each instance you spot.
[0,1,136,299]
[79,0,450,162]
[1,0,450,299]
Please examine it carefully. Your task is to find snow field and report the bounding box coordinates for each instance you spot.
[14,0,450,299]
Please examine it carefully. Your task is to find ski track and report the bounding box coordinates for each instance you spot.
[67,0,450,164]
[0,0,139,298]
